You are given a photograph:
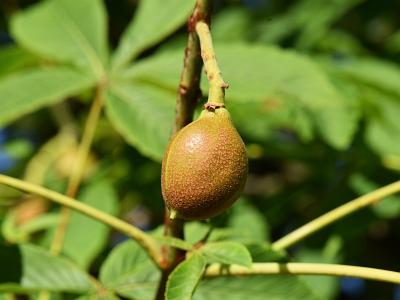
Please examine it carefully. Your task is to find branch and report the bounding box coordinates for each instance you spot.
[51,84,105,256]
[0,174,163,268]
[204,262,400,285]
[272,180,400,251]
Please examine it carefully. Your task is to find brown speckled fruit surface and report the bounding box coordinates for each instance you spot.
[161,108,248,220]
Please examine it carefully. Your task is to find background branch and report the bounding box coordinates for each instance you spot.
[272,180,400,251]
[50,84,105,256]
[204,262,400,285]
[0,174,163,268]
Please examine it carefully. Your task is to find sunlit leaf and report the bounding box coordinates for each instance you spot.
[0,67,96,126]
[99,240,160,300]
[166,252,206,300]
[62,180,119,270]
[11,0,108,78]
[200,242,252,268]
[105,82,175,162]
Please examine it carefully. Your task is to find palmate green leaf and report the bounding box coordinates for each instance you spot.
[62,180,119,270]
[124,44,358,149]
[11,0,107,78]
[111,0,195,71]
[105,82,175,162]
[0,66,96,126]
[200,242,252,268]
[99,239,160,300]
[0,243,94,293]
[166,252,207,300]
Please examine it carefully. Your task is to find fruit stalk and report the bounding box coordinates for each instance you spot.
[195,21,229,107]
[172,0,213,135]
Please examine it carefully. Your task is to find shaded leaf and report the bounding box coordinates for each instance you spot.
[200,242,252,268]
[153,236,195,251]
[191,242,323,300]
[211,8,253,43]
[364,91,400,158]
[74,292,120,300]
[227,198,270,243]
[111,0,195,71]
[193,275,323,300]
[166,252,206,300]
[339,57,400,98]
[0,242,22,284]
[11,0,107,77]
[62,180,119,270]
[244,242,288,263]
[194,243,323,300]
[0,45,39,78]
[105,82,175,162]
[0,66,96,126]
[184,222,210,245]
[99,240,160,300]
[295,235,343,300]
[0,243,93,293]
[349,173,400,219]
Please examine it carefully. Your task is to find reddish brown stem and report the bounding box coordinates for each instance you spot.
[171,0,214,135]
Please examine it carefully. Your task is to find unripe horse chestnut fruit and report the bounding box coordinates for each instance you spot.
[161,105,248,220]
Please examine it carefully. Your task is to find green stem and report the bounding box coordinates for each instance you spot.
[0,174,163,268]
[50,85,105,256]
[195,21,228,107]
[272,180,400,251]
[204,262,400,284]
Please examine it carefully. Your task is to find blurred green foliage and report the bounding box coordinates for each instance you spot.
[0,0,400,299]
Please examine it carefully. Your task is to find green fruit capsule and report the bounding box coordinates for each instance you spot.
[161,106,248,220]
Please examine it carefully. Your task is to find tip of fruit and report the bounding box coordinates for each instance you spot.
[169,209,180,220]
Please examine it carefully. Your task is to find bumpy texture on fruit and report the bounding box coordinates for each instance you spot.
[161,107,248,220]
